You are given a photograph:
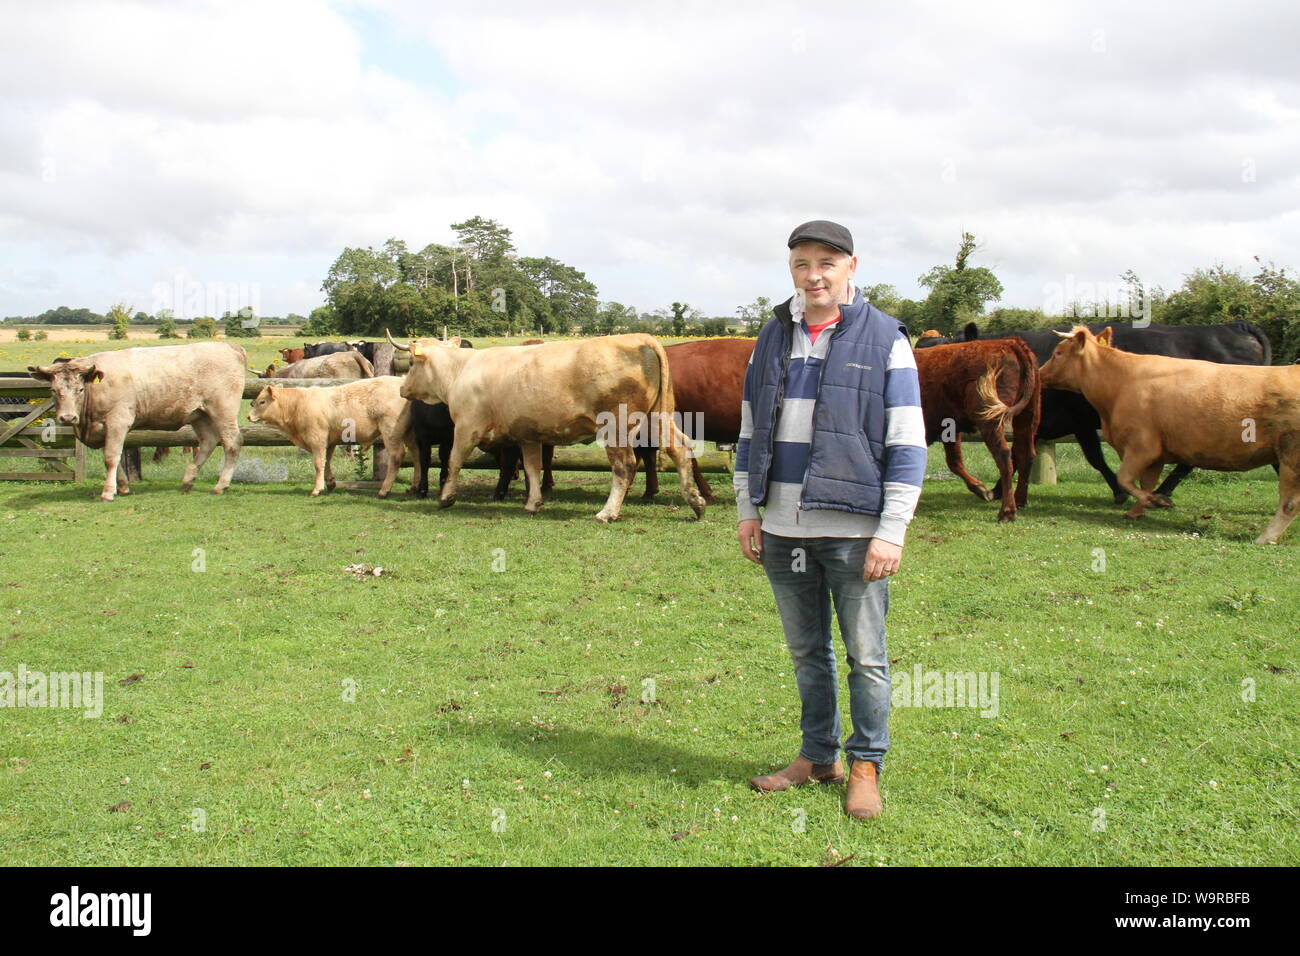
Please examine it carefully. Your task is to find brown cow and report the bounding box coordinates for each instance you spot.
[637,338,756,503]
[247,377,414,497]
[1040,326,1300,544]
[393,334,706,521]
[28,342,245,501]
[913,338,1041,521]
[278,347,306,364]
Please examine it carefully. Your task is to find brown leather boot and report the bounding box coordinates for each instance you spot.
[749,756,845,792]
[845,760,883,819]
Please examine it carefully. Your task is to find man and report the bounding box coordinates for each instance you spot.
[735,220,926,820]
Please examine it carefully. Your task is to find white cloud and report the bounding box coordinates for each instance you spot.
[1,0,1298,319]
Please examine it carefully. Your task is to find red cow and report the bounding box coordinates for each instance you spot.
[279,347,306,364]
[913,339,1041,521]
[638,338,756,503]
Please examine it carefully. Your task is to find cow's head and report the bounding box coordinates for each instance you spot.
[247,385,281,425]
[1040,325,1113,391]
[28,359,102,425]
[387,330,473,405]
[279,347,304,363]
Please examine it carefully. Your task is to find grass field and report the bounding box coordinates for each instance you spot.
[1,337,1297,866]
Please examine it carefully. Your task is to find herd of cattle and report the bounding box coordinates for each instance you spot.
[24,316,1300,542]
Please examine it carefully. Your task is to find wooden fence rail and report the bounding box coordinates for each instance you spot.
[4,374,1068,484]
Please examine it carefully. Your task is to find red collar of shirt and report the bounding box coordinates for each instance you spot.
[803,311,841,344]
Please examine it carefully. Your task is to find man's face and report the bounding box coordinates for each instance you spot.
[788,242,857,309]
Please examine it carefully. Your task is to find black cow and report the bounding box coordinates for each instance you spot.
[302,341,354,359]
[916,320,1273,502]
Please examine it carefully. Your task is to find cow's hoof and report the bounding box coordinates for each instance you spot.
[416,490,428,499]
[211,487,225,495]
[998,510,1016,522]
[639,492,657,502]
[980,489,996,502]
[1122,511,1145,520]
[100,493,115,502]
[438,497,456,509]
[180,483,194,493]
[1112,492,1131,505]
[593,512,617,523]
[1151,495,1173,509]
[309,490,322,498]
[690,499,706,519]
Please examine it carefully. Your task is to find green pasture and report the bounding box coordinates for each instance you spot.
[0,337,1296,866]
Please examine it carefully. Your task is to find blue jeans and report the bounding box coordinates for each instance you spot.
[760,532,890,770]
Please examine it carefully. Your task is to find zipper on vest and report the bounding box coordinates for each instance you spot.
[798,318,846,513]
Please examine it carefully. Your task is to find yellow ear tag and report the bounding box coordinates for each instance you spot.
[410,343,423,357]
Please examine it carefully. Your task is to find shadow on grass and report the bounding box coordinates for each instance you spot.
[441,718,757,786]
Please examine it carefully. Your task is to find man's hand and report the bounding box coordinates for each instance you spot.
[864,538,902,581]
[738,519,763,564]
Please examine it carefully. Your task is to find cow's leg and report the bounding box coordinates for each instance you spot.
[520,442,545,514]
[308,442,329,497]
[1116,447,1168,519]
[494,446,519,501]
[692,456,715,504]
[943,437,994,501]
[1073,429,1125,503]
[410,434,431,497]
[594,444,637,522]
[182,417,221,494]
[660,420,707,519]
[1153,463,1194,499]
[1010,407,1037,509]
[637,444,660,500]
[377,405,411,499]
[209,414,242,495]
[541,444,555,493]
[98,424,129,501]
[436,436,452,494]
[1138,463,1171,508]
[978,421,1018,521]
[438,429,476,509]
[1256,451,1300,545]
[376,439,405,498]
[324,445,338,492]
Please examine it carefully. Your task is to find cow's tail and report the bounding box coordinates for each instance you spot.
[1239,320,1273,366]
[976,339,1038,424]
[650,338,678,450]
[354,351,376,378]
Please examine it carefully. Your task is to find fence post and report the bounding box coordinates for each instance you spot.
[1030,441,1057,484]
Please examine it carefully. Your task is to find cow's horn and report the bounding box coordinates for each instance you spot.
[386,328,410,352]
[1052,329,1071,338]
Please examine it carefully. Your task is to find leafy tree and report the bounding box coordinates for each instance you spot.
[107,302,132,340]
[736,295,774,335]
[34,329,47,341]
[188,317,217,339]
[222,308,259,338]
[16,327,31,341]
[917,232,1004,335]
[301,304,339,337]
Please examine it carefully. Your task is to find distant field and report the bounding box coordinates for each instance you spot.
[0,325,302,345]
[0,416,1295,865]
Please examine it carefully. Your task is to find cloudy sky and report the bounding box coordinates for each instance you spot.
[2,0,1297,320]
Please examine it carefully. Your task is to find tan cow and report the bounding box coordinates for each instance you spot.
[254,351,375,380]
[390,333,706,522]
[1040,326,1300,544]
[29,342,245,501]
[246,377,414,497]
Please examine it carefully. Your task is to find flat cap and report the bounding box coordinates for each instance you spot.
[787,220,853,256]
